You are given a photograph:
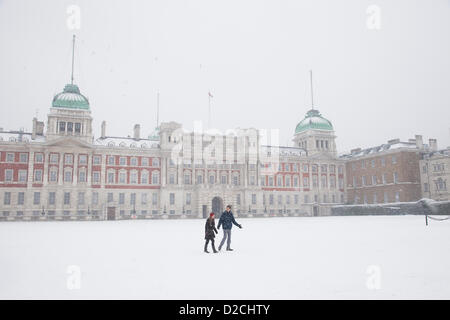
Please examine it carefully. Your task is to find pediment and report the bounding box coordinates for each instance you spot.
[45,136,93,149]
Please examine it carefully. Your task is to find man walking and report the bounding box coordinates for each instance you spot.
[217,205,242,251]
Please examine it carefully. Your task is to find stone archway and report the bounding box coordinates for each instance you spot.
[212,196,224,219]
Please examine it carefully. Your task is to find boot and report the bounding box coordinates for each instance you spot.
[204,242,210,253]
[212,243,218,253]
[226,247,234,251]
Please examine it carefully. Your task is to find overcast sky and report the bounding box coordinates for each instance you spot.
[1,0,449,153]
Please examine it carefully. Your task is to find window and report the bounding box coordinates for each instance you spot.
[286,176,291,187]
[4,192,11,205]
[19,153,28,163]
[221,175,227,184]
[108,171,115,184]
[48,192,55,205]
[362,176,366,186]
[424,183,429,192]
[78,170,86,183]
[339,177,344,189]
[233,175,239,186]
[236,194,241,205]
[321,165,327,173]
[294,195,299,204]
[152,158,160,167]
[107,193,113,203]
[119,157,127,166]
[130,171,138,184]
[435,178,447,191]
[260,177,265,186]
[269,194,274,205]
[49,169,57,182]
[304,195,309,203]
[395,192,400,202]
[78,192,85,205]
[64,170,72,183]
[6,153,14,162]
[170,193,175,205]
[277,176,282,186]
[93,155,101,165]
[141,158,149,166]
[338,166,344,174]
[186,193,191,205]
[5,169,13,182]
[33,192,41,205]
[59,121,66,132]
[197,175,203,184]
[268,176,274,186]
[312,164,318,173]
[302,164,309,172]
[277,195,282,205]
[361,160,366,169]
[152,193,158,205]
[79,155,87,165]
[130,157,138,166]
[152,172,159,184]
[293,176,298,187]
[18,192,25,205]
[65,154,73,164]
[34,170,42,182]
[321,176,327,188]
[371,159,375,168]
[64,192,70,205]
[184,174,191,185]
[130,193,136,205]
[92,192,99,205]
[330,177,336,188]
[286,195,290,204]
[312,175,318,188]
[303,177,309,188]
[93,171,100,184]
[141,171,149,184]
[249,175,255,185]
[353,176,357,187]
[252,194,256,205]
[382,174,386,185]
[393,172,398,183]
[392,156,397,164]
[372,175,377,185]
[169,174,175,184]
[75,123,81,134]
[67,122,73,133]
[118,171,126,184]
[108,156,115,165]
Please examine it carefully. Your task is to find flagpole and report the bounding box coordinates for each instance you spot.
[207,91,214,129]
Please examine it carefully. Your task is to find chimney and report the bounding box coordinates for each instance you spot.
[415,135,423,149]
[350,148,361,155]
[429,138,438,151]
[101,121,106,139]
[133,124,140,140]
[36,121,44,135]
[32,117,37,140]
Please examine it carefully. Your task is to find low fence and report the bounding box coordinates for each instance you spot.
[331,199,450,216]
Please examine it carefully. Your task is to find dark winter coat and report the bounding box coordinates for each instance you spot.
[205,218,218,240]
[217,210,241,230]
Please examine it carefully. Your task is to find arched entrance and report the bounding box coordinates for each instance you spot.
[212,197,224,218]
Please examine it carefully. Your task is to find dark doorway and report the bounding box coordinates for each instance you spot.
[212,197,223,218]
[313,206,319,217]
[202,205,207,219]
[107,207,116,220]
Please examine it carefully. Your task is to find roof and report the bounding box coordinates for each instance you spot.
[339,140,422,160]
[52,84,90,110]
[295,109,333,134]
[94,136,160,149]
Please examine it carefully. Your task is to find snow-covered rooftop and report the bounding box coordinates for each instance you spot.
[94,136,160,149]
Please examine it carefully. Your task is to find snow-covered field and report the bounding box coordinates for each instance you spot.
[1,215,449,299]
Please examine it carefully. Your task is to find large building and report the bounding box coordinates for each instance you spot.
[0,48,347,221]
[420,148,450,201]
[340,136,437,205]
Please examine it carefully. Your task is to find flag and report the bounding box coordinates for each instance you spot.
[208,91,213,98]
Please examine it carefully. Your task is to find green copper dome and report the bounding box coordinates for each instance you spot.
[52,84,90,110]
[295,109,333,134]
[148,126,160,141]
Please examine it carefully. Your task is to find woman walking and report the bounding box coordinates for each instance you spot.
[204,212,218,253]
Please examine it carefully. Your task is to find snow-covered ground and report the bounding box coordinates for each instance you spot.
[1,215,449,299]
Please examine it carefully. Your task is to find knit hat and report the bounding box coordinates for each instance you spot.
[209,212,215,217]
